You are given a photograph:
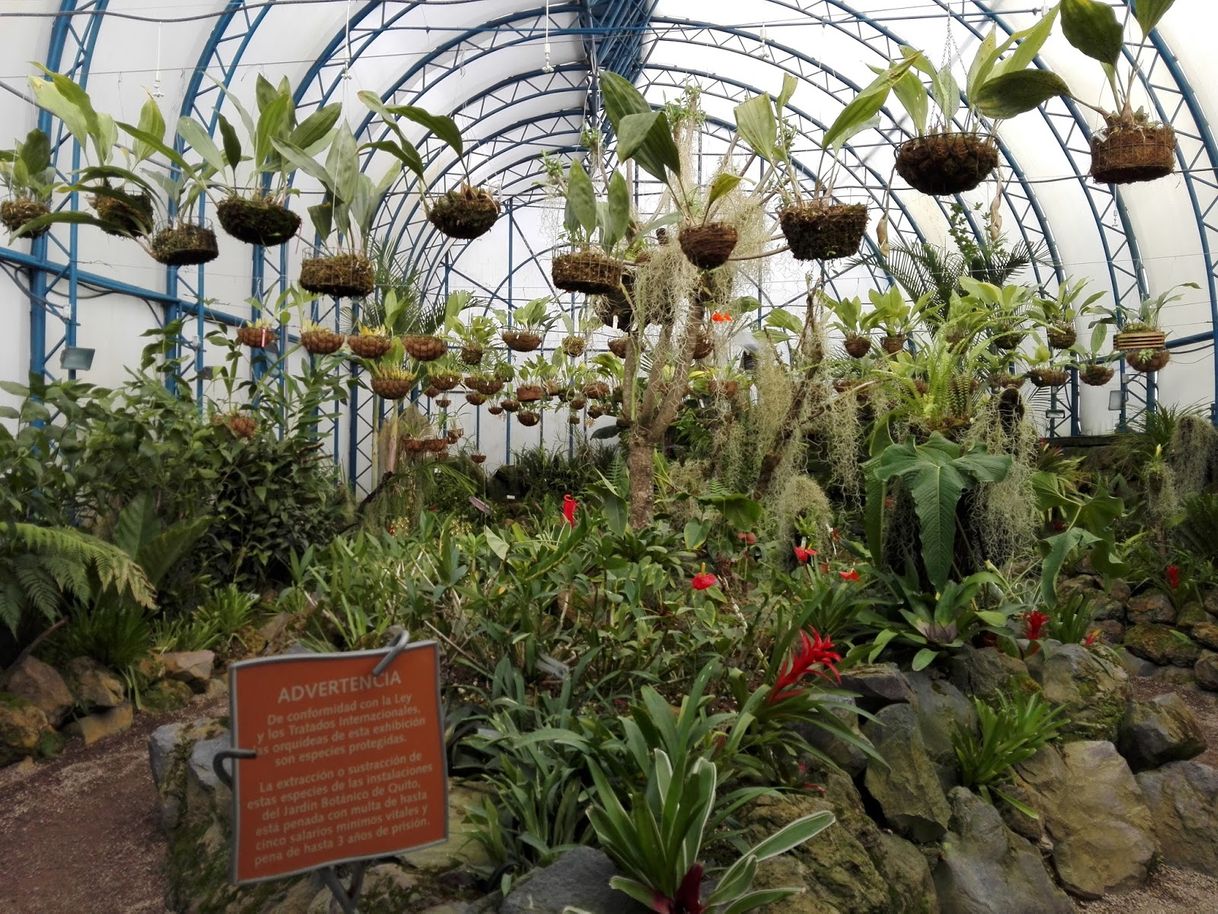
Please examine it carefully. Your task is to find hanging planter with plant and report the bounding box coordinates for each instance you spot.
[403,334,447,361]
[237,319,276,349]
[498,295,555,352]
[826,294,873,357]
[1126,348,1170,373]
[0,129,56,239]
[868,287,927,356]
[370,365,416,400]
[1097,283,1193,358]
[517,410,540,427]
[1080,363,1114,386]
[347,328,393,360]
[1059,0,1180,184]
[300,322,345,355]
[826,11,1067,197]
[359,92,499,241]
[470,452,487,464]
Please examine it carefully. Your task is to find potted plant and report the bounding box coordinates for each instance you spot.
[274,122,396,298]
[177,75,340,246]
[299,321,345,355]
[368,341,417,400]
[1031,277,1104,350]
[827,294,872,357]
[549,160,631,296]
[1059,0,1180,183]
[1100,283,1194,358]
[498,296,556,353]
[558,313,590,357]
[1025,340,1070,388]
[514,356,550,404]
[359,92,499,241]
[0,129,56,238]
[957,277,1034,352]
[1072,323,1116,386]
[825,9,1066,196]
[869,287,928,354]
[424,355,463,393]
[735,77,869,261]
[237,316,276,349]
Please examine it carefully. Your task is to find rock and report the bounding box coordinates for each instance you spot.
[64,656,125,709]
[401,784,494,871]
[149,722,184,788]
[0,693,52,766]
[1151,665,1199,688]
[1015,741,1155,898]
[796,700,868,777]
[1116,648,1158,678]
[1204,588,1218,619]
[4,655,73,725]
[1177,603,1210,631]
[1092,620,1124,643]
[863,704,952,841]
[933,787,1072,914]
[258,612,295,649]
[1125,623,1201,667]
[500,847,648,914]
[142,678,194,712]
[1026,640,1130,741]
[160,650,215,691]
[187,732,229,793]
[1136,761,1218,873]
[66,703,133,746]
[948,646,1038,703]
[1197,652,1218,692]
[837,663,914,711]
[1191,621,1218,651]
[1117,694,1206,771]
[1126,591,1177,625]
[873,833,938,914]
[907,671,976,789]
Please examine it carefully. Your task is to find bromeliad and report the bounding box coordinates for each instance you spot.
[769,628,842,704]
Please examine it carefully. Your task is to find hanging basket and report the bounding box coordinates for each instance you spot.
[989,372,1026,391]
[150,223,219,267]
[692,333,714,360]
[1126,349,1170,373]
[569,395,587,410]
[465,391,488,406]
[299,253,374,298]
[431,372,461,392]
[487,405,505,416]
[403,335,447,361]
[779,201,869,261]
[371,375,415,400]
[1046,324,1077,350]
[0,198,50,238]
[881,333,907,355]
[1028,367,1069,388]
[470,453,488,464]
[562,336,587,357]
[223,413,258,440]
[678,222,738,270]
[516,384,545,403]
[301,328,345,355]
[894,133,999,196]
[236,324,274,349]
[215,195,300,247]
[568,414,581,426]
[501,330,543,352]
[844,334,872,358]
[460,344,484,366]
[1113,329,1167,352]
[1091,122,1176,185]
[1080,364,1115,387]
[583,381,610,400]
[517,410,541,428]
[427,186,500,240]
[552,250,624,296]
[465,375,504,396]
[424,437,449,454]
[501,398,520,413]
[347,333,392,359]
[90,187,155,237]
[608,336,630,358]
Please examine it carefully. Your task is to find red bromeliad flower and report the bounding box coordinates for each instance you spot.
[562,493,578,527]
[710,311,732,323]
[1166,565,1181,590]
[769,629,842,704]
[1083,629,1101,647]
[691,571,718,591]
[793,545,817,564]
[1024,610,1049,641]
[839,568,861,582]
[653,864,705,914]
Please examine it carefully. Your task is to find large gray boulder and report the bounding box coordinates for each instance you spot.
[1026,641,1130,741]
[64,656,125,709]
[0,693,53,766]
[1125,624,1201,667]
[933,787,1072,914]
[837,663,914,711]
[161,650,215,692]
[500,847,647,914]
[948,646,1038,703]
[1197,651,1218,692]
[907,672,977,790]
[1136,761,1218,873]
[863,704,952,842]
[1015,741,1155,898]
[1126,591,1177,626]
[1117,693,1207,772]
[1192,621,1218,650]
[4,656,74,726]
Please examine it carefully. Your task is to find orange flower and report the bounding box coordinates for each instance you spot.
[711,311,732,323]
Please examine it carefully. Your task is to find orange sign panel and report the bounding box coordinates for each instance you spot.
[228,642,448,884]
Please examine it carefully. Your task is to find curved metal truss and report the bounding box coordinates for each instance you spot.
[2,0,1216,477]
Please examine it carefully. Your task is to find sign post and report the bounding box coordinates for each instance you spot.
[213,633,448,914]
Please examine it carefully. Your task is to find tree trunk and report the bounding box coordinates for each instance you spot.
[627,433,655,528]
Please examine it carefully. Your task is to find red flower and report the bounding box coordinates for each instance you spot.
[737,531,758,545]
[653,863,705,914]
[839,568,861,582]
[1166,565,1181,590]
[710,311,732,323]
[691,571,718,591]
[1083,629,1101,647]
[1051,519,1066,532]
[1024,610,1049,641]
[793,545,817,564]
[769,629,842,704]
[562,493,578,527]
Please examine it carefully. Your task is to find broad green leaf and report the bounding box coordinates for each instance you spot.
[174,118,226,174]
[290,103,342,151]
[1039,528,1100,603]
[18,129,51,175]
[734,93,778,163]
[990,7,1060,80]
[604,169,631,250]
[932,65,960,125]
[1061,0,1123,66]
[912,648,939,671]
[362,140,424,181]
[254,74,278,114]
[565,160,598,238]
[307,196,334,240]
[616,111,681,183]
[132,96,166,163]
[272,138,335,193]
[390,105,463,156]
[254,93,292,167]
[723,889,800,914]
[705,172,742,213]
[217,114,242,169]
[599,70,652,132]
[777,73,798,110]
[974,70,1071,119]
[967,28,1002,99]
[745,811,835,861]
[27,78,90,149]
[1133,0,1175,37]
[825,61,915,148]
[325,123,360,205]
[891,69,929,136]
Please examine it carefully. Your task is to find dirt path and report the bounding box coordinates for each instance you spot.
[0,695,223,914]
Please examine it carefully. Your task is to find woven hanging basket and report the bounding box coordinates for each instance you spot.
[1091,123,1176,185]
[501,330,543,353]
[516,385,545,403]
[552,250,624,296]
[216,195,300,247]
[692,333,714,360]
[1046,325,1077,350]
[470,453,487,464]
[895,133,999,196]
[1028,367,1069,388]
[371,376,415,400]
[300,253,374,298]
[402,335,447,361]
[1113,329,1167,352]
[989,372,1026,391]
[460,344,484,366]
[608,336,629,358]
[562,336,587,357]
[1080,364,1115,387]
[237,324,274,349]
[517,410,540,427]
[347,333,392,359]
[881,333,907,355]
[844,334,872,358]
[465,391,488,406]
[1125,349,1170,373]
[150,224,219,267]
[779,202,869,261]
[301,328,345,355]
[0,199,50,238]
[678,222,738,269]
[90,187,154,237]
[431,373,461,392]
[428,186,500,240]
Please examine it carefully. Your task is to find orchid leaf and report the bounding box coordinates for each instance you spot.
[974,70,1071,119]
[1133,0,1175,37]
[1061,0,1123,66]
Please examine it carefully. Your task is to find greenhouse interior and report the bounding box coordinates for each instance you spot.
[5,1,1218,912]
